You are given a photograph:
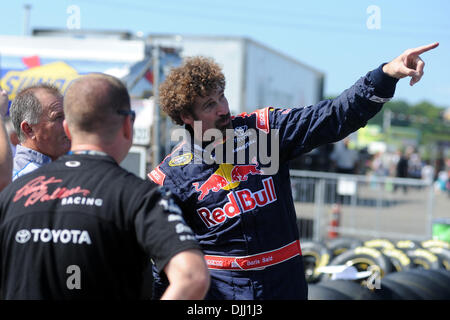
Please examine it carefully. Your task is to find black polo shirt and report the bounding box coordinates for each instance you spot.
[0,153,200,299]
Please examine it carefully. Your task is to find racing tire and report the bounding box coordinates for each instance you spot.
[421,239,450,250]
[307,283,353,300]
[406,269,450,298]
[395,240,421,251]
[364,238,395,250]
[423,269,450,284]
[405,248,443,270]
[379,277,424,300]
[327,246,395,278]
[427,247,450,270]
[384,271,447,300]
[301,241,332,283]
[381,248,413,272]
[326,237,363,258]
[370,280,403,300]
[316,280,383,300]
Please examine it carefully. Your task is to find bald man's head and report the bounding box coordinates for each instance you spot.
[64,74,131,143]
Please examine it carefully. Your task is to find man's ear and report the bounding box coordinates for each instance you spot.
[20,121,34,140]
[122,116,133,141]
[63,119,72,141]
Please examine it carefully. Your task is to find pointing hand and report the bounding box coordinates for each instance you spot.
[382,42,439,86]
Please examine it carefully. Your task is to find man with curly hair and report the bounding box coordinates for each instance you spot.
[149,43,438,299]
[158,56,231,137]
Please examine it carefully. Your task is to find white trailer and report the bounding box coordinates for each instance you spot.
[146,34,324,115]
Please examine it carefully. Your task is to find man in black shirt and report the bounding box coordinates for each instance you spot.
[0,74,210,299]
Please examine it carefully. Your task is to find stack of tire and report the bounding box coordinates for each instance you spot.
[302,238,450,300]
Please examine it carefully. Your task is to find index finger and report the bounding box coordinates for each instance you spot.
[409,42,439,55]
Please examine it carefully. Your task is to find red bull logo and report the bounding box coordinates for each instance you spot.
[192,163,263,201]
[196,177,277,228]
[192,174,229,201]
[230,164,263,182]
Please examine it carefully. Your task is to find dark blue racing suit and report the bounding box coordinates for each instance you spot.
[149,64,398,299]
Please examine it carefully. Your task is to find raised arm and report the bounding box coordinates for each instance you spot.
[269,42,439,162]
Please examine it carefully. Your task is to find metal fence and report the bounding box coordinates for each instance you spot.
[290,170,438,242]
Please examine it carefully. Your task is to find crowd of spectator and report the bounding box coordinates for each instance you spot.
[291,140,450,195]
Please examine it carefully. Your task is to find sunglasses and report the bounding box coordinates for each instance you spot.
[117,109,136,122]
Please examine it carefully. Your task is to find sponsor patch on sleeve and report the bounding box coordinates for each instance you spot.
[148,166,166,185]
[232,108,270,133]
[368,95,392,104]
[168,153,193,167]
[255,107,270,134]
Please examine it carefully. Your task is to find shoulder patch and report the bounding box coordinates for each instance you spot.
[231,107,271,134]
[148,141,188,185]
[255,107,270,133]
[168,153,193,167]
[148,166,166,185]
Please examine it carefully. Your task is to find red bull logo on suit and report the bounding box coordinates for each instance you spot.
[196,177,277,228]
[192,163,263,201]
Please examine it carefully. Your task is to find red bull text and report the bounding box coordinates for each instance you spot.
[196,177,277,228]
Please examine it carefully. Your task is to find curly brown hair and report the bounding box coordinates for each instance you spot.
[159,56,226,125]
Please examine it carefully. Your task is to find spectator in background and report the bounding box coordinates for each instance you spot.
[371,151,387,176]
[0,87,12,191]
[9,84,71,180]
[434,149,445,181]
[394,149,409,193]
[330,138,359,174]
[435,165,450,195]
[407,146,422,179]
[421,159,435,185]
[357,147,371,175]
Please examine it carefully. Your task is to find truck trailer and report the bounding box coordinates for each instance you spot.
[146,34,324,115]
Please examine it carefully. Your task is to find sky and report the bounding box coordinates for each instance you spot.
[1,0,449,109]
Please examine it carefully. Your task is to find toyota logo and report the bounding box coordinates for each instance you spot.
[15,229,31,244]
[65,161,81,168]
